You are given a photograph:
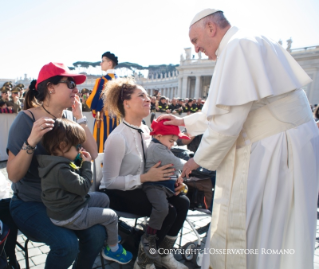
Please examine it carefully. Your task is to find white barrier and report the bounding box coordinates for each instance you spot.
[0,112,189,161]
[0,114,17,161]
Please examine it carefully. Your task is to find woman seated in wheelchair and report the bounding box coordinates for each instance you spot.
[99,77,190,269]
[38,118,133,265]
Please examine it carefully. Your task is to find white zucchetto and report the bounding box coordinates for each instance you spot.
[190,8,221,27]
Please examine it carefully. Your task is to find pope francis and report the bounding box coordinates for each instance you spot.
[158,8,319,269]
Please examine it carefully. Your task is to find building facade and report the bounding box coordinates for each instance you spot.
[137,44,319,104]
[3,43,319,105]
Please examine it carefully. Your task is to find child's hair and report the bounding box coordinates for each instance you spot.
[42,118,86,155]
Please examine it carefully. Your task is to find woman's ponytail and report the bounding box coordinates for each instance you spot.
[23,76,62,110]
[24,80,39,110]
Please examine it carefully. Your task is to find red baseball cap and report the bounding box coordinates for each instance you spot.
[150,119,190,140]
[35,62,86,90]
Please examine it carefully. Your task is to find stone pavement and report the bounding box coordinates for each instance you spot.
[1,161,319,269]
[0,161,210,269]
[13,210,210,269]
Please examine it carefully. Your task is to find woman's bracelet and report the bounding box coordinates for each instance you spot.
[26,139,36,149]
[22,141,37,154]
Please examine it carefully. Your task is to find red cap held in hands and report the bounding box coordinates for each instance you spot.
[150,119,190,140]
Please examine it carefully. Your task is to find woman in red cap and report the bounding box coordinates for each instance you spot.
[99,77,190,269]
[6,62,101,269]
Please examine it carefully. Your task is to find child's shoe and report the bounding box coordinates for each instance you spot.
[141,233,160,259]
[102,244,133,264]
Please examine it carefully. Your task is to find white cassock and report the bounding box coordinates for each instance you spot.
[184,26,319,269]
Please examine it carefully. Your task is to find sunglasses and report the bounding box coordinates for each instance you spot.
[59,80,76,89]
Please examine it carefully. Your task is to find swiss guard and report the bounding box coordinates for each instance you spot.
[86,51,119,152]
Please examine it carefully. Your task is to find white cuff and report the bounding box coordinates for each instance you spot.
[77,116,87,125]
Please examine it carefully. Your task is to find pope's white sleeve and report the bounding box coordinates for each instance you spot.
[101,134,141,190]
[192,102,253,171]
[183,112,208,136]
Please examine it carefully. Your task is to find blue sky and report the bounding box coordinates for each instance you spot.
[0,0,318,80]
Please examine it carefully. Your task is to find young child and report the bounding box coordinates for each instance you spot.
[37,118,132,265]
[142,119,190,259]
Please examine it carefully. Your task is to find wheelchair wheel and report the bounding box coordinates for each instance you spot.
[192,249,204,267]
[182,242,196,261]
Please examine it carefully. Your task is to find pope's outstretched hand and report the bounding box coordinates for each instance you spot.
[156,114,185,126]
[181,158,200,178]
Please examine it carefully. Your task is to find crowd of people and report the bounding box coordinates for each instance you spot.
[3,79,319,125]
[77,87,206,116]
[1,82,207,117]
[0,82,25,113]
[80,91,206,116]
[150,96,204,114]
[1,7,319,269]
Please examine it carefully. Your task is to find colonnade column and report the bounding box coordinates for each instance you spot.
[186,77,191,98]
[309,68,318,103]
[182,76,188,98]
[195,75,201,98]
[178,77,182,97]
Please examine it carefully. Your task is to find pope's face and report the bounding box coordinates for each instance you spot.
[189,22,218,60]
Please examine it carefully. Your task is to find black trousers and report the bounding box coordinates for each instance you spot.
[100,188,189,244]
[0,198,18,265]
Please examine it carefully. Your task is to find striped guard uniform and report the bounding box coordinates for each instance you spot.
[86,73,119,153]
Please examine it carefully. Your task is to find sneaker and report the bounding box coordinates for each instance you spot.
[141,233,160,259]
[102,244,133,264]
